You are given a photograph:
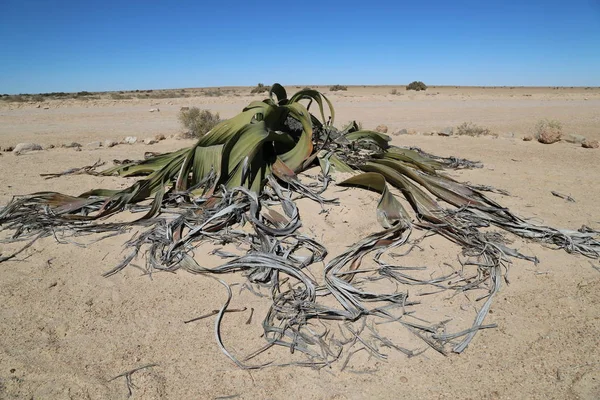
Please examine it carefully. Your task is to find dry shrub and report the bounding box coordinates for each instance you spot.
[456,122,492,137]
[178,107,221,138]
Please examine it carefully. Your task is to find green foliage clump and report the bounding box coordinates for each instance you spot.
[406,81,427,91]
[75,91,94,96]
[178,107,221,138]
[329,85,348,92]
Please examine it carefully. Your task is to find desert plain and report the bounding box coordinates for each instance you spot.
[0,85,599,399]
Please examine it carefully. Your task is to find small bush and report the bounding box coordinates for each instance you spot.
[329,85,348,92]
[406,81,427,91]
[456,122,491,137]
[534,119,562,140]
[178,107,221,138]
[250,83,270,94]
[390,88,398,95]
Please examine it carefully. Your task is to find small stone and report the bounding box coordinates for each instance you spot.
[36,104,41,108]
[43,105,50,110]
[582,139,599,149]
[86,141,102,148]
[375,124,388,133]
[144,138,158,145]
[103,139,118,148]
[44,144,55,150]
[145,151,161,158]
[75,147,82,152]
[13,143,43,155]
[523,135,533,141]
[149,108,160,112]
[537,130,562,144]
[154,134,166,141]
[62,142,81,148]
[399,376,408,384]
[396,128,408,135]
[438,126,454,136]
[564,134,586,144]
[123,136,137,144]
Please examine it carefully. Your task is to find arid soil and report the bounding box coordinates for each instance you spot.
[0,86,599,399]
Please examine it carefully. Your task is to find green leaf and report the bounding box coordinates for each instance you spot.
[269,83,288,104]
[289,89,335,126]
[359,162,447,224]
[345,130,390,149]
[339,172,410,228]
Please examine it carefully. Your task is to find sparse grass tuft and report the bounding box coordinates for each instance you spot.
[455,122,492,136]
[178,107,221,138]
[329,85,348,92]
[406,81,427,91]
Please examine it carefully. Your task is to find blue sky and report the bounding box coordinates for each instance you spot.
[1,0,599,93]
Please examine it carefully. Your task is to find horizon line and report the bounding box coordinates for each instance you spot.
[3,84,600,96]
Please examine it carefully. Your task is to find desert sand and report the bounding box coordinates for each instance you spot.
[0,86,599,399]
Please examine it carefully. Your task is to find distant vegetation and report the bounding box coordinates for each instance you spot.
[203,88,225,97]
[110,93,133,100]
[329,85,348,92]
[250,83,270,94]
[0,91,99,102]
[406,81,427,91]
[178,107,221,138]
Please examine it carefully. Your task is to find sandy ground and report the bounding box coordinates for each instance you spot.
[0,87,599,399]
